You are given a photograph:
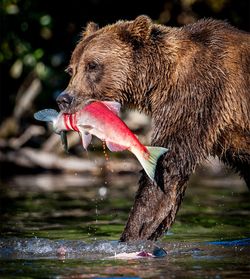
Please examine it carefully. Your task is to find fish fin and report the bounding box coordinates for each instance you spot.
[79,128,92,150]
[101,101,121,115]
[135,146,168,181]
[60,131,68,153]
[106,141,127,152]
[34,109,58,122]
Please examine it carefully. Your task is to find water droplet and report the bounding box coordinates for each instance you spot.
[99,187,107,197]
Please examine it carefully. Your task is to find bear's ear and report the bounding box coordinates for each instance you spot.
[83,22,99,37]
[127,15,152,42]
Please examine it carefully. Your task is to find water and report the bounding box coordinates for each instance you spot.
[0,168,250,278]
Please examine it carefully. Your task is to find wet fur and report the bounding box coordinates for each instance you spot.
[62,16,250,241]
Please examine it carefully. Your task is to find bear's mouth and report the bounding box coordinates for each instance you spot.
[56,89,123,114]
[57,96,120,114]
[56,93,93,114]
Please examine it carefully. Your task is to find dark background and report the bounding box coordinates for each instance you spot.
[0,0,249,132]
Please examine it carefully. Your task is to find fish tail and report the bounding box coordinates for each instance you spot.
[135,146,168,181]
[34,109,58,123]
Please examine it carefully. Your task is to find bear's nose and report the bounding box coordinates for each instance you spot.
[56,92,73,111]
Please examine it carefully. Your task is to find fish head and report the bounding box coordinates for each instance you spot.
[34,109,69,152]
[34,109,68,134]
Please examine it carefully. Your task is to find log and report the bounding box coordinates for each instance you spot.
[9,125,45,149]
[0,147,102,173]
[10,173,102,191]
[0,147,140,174]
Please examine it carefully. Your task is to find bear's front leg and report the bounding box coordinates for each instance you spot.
[120,150,193,241]
[120,89,216,241]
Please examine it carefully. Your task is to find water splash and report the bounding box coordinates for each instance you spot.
[1,237,249,261]
[0,238,155,260]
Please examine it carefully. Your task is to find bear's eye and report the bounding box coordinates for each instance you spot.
[86,61,98,72]
[65,67,73,76]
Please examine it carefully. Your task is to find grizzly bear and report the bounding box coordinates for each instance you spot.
[56,15,250,241]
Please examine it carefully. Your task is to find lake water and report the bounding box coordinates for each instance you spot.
[0,166,250,278]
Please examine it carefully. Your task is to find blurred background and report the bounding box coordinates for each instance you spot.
[0,0,249,179]
[0,0,249,251]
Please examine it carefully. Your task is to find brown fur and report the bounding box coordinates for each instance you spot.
[58,16,250,241]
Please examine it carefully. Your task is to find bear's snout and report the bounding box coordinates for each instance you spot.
[56,92,74,112]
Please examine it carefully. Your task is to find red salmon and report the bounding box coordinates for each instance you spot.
[34,101,168,180]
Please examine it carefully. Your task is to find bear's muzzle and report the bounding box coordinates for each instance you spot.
[56,92,74,112]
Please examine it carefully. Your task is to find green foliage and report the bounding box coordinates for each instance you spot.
[0,0,71,120]
[1,0,48,77]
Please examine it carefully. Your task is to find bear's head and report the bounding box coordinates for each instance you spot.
[56,15,166,114]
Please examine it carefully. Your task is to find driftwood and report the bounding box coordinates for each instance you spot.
[0,147,102,173]
[41,132,81,154]
[9,172,139,191]
[0,72,42,138]
[9,125,45,149]
[10,173,102,191]
[0,147,140,174]
[14,74,42,119]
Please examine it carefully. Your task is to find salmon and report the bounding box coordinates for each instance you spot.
[34,101,168,181]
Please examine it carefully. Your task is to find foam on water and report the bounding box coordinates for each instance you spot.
[1,237,250,261]
[0,237,156,260]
